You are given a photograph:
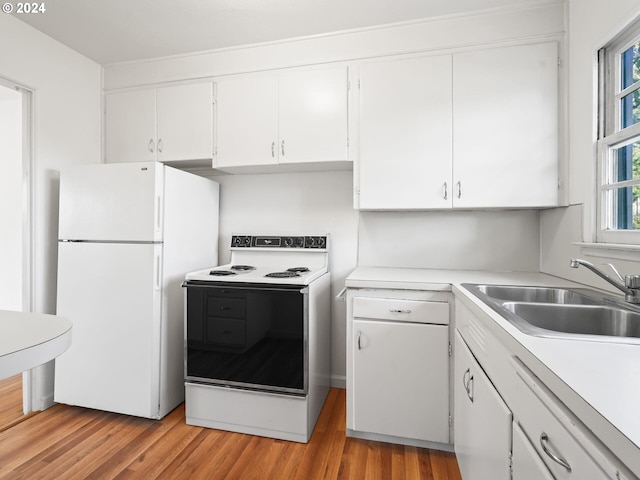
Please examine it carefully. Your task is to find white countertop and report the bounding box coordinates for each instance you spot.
[0,310,72,379]
[346,267,640,475]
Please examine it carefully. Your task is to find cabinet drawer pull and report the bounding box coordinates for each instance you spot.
[456,181,462,199]
[357,331,362,350]
[443,182,448,200]
[220,330,233,334]
[157,138,163,153]
[148,138,155,153]
[540,433,572,471]
[389,309,412,314]
[271,141,275,157]
[281,139,285,156]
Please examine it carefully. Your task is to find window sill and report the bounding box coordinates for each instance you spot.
[573,242,640,262]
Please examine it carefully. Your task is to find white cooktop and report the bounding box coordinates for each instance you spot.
[185,234,329,286]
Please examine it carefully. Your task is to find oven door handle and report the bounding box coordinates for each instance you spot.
[182,281,308,294]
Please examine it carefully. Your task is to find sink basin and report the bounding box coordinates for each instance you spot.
[462,283,640,343]
[475,285,599,305]
[502,302,640,338]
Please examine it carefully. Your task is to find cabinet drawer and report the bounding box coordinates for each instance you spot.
[510,359,613,479]
[206,317,245,346]
[352,297,449,324]
[207,297,245,319]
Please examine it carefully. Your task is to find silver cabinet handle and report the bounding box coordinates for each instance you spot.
[463,368,474,402]
[157,138,163,154]
[271,141,275,158]
[456,181,462,199]
[148,138,155,153]
[540,433,571,471]
[281,139,285,156]
[357,331,362,350]
[389,309,411,314]
[443,182,448,200]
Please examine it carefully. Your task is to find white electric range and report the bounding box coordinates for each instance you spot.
[182,234,331,443]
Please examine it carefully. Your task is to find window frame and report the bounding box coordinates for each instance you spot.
[597,17,640,244]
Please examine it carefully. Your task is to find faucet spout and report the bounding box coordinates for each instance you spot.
[569,258,640,303]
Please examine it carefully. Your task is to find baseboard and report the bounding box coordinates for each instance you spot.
[331,374,346,389]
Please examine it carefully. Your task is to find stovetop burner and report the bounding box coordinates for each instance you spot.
[287,267,310,273]
[231,265,256,271]
[209,270,237,276]
[265,271,301,278]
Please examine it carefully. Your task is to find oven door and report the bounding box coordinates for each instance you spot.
[183,281,309,395]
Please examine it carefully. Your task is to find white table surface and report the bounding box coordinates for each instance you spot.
[0,309,72,380]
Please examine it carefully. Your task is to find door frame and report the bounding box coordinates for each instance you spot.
[0,76,35,413]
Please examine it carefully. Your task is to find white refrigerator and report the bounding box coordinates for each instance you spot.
[55,162,219,419]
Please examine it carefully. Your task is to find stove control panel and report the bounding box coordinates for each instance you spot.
[231,235,328,249]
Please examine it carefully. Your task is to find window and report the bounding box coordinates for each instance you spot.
[598,18,640,243]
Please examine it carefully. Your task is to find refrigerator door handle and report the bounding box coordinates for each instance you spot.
[155,252,162,291]
[155,195,162,233]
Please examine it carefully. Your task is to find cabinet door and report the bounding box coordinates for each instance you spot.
[215,75,279,168]
[358,54,453,209]
[454,332,512,480]
[352,319,449,443]
[452,42,559,208]
[278,66,348,164]
[105,89,156,163]
[156,82,213,162]
[512,421,556,480]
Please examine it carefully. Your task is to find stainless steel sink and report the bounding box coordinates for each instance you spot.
[502,302,640,338]
[462,283,640,343]
[475,285,599,305]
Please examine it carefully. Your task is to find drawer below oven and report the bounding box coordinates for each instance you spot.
[185,382,311,443]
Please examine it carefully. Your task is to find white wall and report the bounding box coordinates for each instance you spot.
[359,210,541,271]
[0,14,102,314]
[0,14,102,409]
[540,1,640,289]
[0,89,22,310]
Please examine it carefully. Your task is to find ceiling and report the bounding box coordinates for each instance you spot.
[14,0,555,65]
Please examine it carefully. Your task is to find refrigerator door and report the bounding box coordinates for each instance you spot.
[58,162,164,242]
[55,241,164,418]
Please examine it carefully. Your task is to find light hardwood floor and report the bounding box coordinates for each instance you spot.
[0,374,24,432]
[0,387,462,479]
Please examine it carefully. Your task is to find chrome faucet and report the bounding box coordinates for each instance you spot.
[569,258,640,303]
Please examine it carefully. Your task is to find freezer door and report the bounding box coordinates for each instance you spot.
[58,162,164,242]
[55,241,164,418]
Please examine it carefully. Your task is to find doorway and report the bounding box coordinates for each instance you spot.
[0,79,33,428]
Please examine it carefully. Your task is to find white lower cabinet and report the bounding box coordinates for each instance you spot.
[512,421,556,480]
[454,331,512,480]
[455,299,632,480]
[347,292,451,445]
[510,359,617,480]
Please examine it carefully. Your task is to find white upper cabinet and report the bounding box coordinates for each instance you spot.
[278,67,348,164]
[105,89,156,163]
[357,54,453,209]
[356,41,559,210]
[215,75,279,168]
[452,42,559,208]
[105,82,213,164]
[214,65,349,169]
[155,83,214,162]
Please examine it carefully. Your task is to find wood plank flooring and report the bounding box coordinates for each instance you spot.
[0,374,24,432]
[0,388,462,479]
